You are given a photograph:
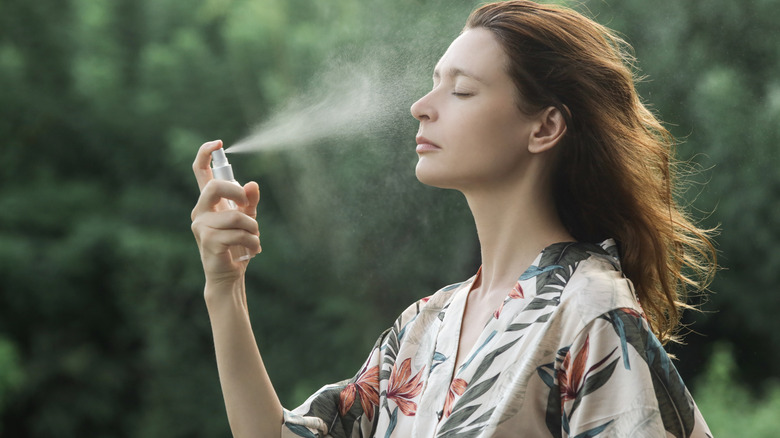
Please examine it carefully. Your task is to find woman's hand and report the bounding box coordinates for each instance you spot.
[191,140,261,287]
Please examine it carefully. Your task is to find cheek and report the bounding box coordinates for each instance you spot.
[458,109,525,153]
[459,98,523,135]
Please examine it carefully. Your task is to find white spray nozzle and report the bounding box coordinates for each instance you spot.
[211,148,235,181]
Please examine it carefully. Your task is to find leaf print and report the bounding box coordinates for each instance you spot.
[524,296,560,311]
[470,340,513,384]
[506,312,552,332]
[603,309,631,370]
[437,405,479,436]
[305,385,344,425]
[284,423,318,438]
[602,309,696,438]
[338,365,380,421]
[536,242,607,295]
[571,419,614,438]
[537,362,557,390]
[443,281,465,292]
[443,378,468,418]
[437,408,495,438]
[430,351,447,373]
[384,406,398,438]
[441,373,499,431]
[557,335,618,416]
[453,374,498,410]
[519,264,564,281]
[558,338,591,407]
[386,358,424,416]
[458,331,497,372]
[571,358,618,415]
[539,351,565,436]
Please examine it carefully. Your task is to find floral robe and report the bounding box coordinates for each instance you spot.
[281,240,712,437]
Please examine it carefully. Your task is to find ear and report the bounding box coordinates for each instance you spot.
[528,106,567,154]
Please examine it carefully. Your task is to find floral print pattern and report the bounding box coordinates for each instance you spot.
[338,364,380,421]
[442,378,468,418]
[281,240,712,437]
[386,358,424,416]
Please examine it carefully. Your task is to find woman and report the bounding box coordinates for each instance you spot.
[190,1,716,437]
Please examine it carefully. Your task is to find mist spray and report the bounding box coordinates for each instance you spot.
[211,148,253,262]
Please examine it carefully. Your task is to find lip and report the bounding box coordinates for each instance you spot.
[415,136,441,153]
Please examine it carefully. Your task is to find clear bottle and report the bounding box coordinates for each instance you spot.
[211,148,253,262]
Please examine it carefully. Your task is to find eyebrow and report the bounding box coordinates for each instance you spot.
[432,67,486,83]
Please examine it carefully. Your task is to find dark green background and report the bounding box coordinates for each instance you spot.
[1,0,778,436]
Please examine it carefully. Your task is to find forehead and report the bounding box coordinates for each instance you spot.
[434,28,508,82]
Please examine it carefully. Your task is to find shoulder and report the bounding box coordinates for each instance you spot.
[388,274,475,336]
[557,239,645,329]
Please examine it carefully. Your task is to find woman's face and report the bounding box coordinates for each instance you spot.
[411,28,535,192]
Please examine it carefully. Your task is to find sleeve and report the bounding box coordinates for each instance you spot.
[550,308,713,438]
[280,328,388,438]
[280,296,429,438]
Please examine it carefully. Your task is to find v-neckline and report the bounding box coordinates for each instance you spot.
[446,241,580,381]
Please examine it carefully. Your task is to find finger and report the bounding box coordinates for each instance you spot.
[193,140,224,191]
[196,226,262,257]
[242,181,260,220]
[191,211,261,254]
[191,179,250,220]
[195,210,259,236]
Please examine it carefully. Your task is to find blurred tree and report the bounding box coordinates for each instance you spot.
[695,343,780,437]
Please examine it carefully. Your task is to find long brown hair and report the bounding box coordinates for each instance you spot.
[466,1,717,344]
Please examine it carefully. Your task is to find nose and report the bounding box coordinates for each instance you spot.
[410,91,436,122]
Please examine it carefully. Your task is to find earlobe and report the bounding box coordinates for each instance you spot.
[528,106,567,154]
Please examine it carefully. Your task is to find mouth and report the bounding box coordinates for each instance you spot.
[415,136,441,153]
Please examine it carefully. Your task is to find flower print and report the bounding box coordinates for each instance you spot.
[510,281,524,299]
[338,365,380,421]
[386,358,424,416]
[442,378,468,418]
[494,281,524,319]
[557,335,617,412]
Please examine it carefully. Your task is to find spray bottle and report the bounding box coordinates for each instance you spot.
[211,148,253,262]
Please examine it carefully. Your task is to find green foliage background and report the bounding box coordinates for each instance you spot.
[0,0,777,436]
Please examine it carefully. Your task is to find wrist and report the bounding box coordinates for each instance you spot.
[204,277,246,310]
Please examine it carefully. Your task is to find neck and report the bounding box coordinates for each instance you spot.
[462,166,574,297]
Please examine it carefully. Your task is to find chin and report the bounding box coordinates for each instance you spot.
[415,162,440,187]
[415,162,458,190]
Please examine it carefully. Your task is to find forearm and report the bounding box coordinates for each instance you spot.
[206,280,283,438]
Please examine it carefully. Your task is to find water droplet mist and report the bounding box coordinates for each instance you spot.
[225,63,425,154]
